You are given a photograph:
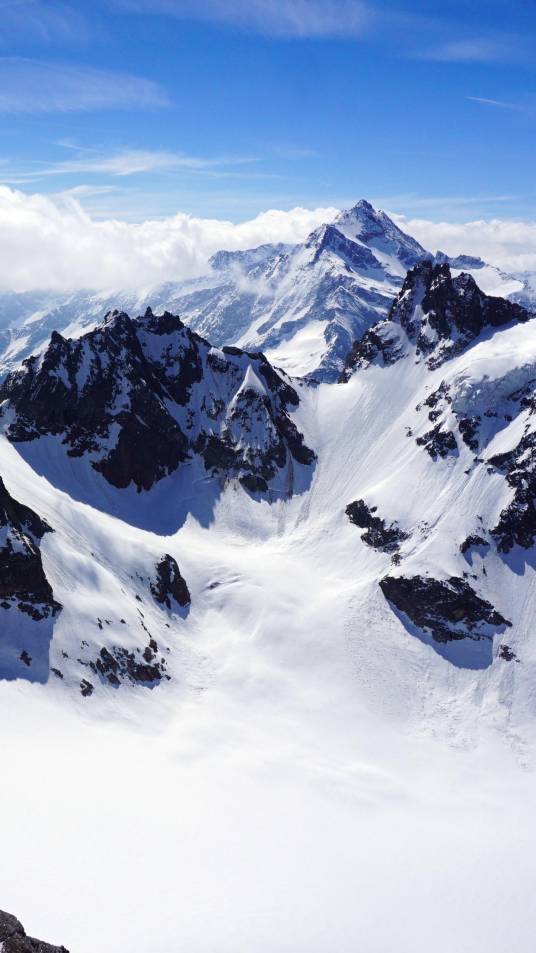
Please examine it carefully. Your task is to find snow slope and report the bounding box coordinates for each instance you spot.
[1,267,536,952]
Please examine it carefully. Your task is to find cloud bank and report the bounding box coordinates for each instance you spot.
[391,213,536,277]
[0,186,337,291]
[3,185,536,293]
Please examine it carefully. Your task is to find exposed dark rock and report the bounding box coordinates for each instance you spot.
[499,645,517,661]
[458,416,480,452]
[80,678,94,697]
[416,424,457,459]
[89,640,168,688]
[339,324,404,378]
[150,554,191,609]
[380,574,511,643]
[0,910,69,952]
[346,499,409,553]
[341,261,529,378]
[0,309,315,496]
[399,262,528,367]
[0,476,61,623]
[489,431,536,552]
[460,535,489,556]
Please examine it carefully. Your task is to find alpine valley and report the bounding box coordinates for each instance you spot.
[2,202,536,953]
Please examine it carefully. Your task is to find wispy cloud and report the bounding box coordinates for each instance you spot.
[416,36,526,64]
[116,0,372,38]
[0,147,266,185]
[467,96,526,113]
[0,0,88,44]
[0,58,169,114]
[43,149,255,177]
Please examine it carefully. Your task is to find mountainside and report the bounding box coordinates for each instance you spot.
[0,200,530,384]
[342,259,529,376]
[0,306,313,497]
[2,259,536,953]
[0,263,533,706]
[0,306,314,693]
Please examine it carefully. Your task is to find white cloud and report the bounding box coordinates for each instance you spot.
[0,58,169,114]
[0,186,337,292]
[391,212,536,275]
[117,0,371,38]
[4,186,536,295]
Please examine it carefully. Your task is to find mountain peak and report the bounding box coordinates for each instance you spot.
[333,199,427,269]
[341,260,530,377]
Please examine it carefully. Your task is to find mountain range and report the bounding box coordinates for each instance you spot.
[3,199,536,953]
[0,200,532,384]
[0,230,534,710]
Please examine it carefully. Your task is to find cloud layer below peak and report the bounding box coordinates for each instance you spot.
[2,186,536,294]
[0,187,337,291]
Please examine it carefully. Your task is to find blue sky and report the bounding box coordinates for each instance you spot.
[1,0,535,221]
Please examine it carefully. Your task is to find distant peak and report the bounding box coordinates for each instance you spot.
[352,198,375,213]
[333,199,427,268]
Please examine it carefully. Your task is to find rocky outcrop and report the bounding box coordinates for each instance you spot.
[88,638,169,689]
[341,261,529,377]
[415,424,457,460]
[0,309,315,495]
[0,909,68,952]
[460,534,489,556]
[380,574,511,643]
[346,499,409,553]
[0,476,60,622]
[151,554,191,609]
[489,431,536,552]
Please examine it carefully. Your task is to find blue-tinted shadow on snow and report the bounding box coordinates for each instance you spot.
[0,610,57,684]
[496,542,536,577]
[12,439,315,535]
[388,603,495,670]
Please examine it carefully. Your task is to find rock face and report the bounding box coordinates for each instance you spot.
[407,354,536,558]
[0,476,60,622]
[0,910,69,952]
[89,638,169,689]
[346,499,409,554]
[489,429,536,553]
[341,261,529,378]
[0,308,315,495]
[379,575,511,644]
[415,423,458,460]
[151,554,191,609]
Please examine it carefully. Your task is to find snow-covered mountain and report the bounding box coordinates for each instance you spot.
[0,306,315,688]
[0,199,530,384]
[2,256,536,953]
[0,262,534,695]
